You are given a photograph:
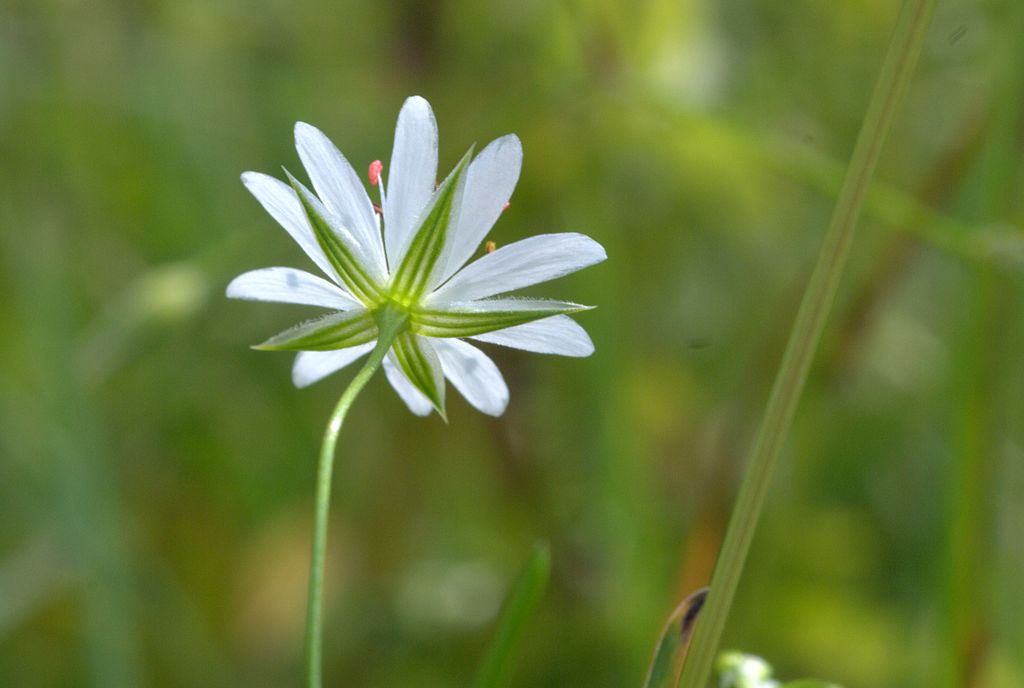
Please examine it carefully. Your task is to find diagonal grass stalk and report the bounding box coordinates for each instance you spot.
[939,4,1024,681]
[471,542,552,688]
[643,588,708,688]
[676,1,937,686]
[305,306,408,688]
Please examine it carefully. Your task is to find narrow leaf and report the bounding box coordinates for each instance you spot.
[643,588,708,688]
[677,3,938,685]
[253,309,377,351]
[471,542,552,688]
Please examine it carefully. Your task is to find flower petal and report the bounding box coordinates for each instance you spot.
[470,315,594,357]
[383,357,434,416]
[385,96,439,269]
[431,233,607,302]
[253,308,376,352]
[294,122,386,274]
[390,333,445,417]
[226,267,360,309]
[292,342,376,388]
[432,135,522,286]
[413,298,592,338]
[241,172,341,284]
[433,338,508,416]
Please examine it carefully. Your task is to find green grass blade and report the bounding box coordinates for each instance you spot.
[676,2,937,687]
[643,588,708,688]
[471,542,552,688]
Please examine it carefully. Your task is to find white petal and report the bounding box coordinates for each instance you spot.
[383,356,433,416]
[292,342,375,388]
[226,267,360,309]
[432,233,606,302]
[432,135,522,286]
[470,315,594,357]
[433,339,509,416]
[241,172,341,284]
[294,122,386,275]
[384,96,439,269]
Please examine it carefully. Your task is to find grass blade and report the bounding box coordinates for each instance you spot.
[676,2,938,686]
[643,588,708,688]
[471,542,552,688]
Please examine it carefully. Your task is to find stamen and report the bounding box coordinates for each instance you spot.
[368,160,383,186]
[502,201,510,212]
[485,241,497,254]
[368,159,386,208]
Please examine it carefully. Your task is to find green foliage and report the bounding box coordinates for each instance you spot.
[679,2,936,685]
[643,588,707,688]
[471,542,551,688]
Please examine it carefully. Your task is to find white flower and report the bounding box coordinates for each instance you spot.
[227,96,605,418]
[716,652,779,688]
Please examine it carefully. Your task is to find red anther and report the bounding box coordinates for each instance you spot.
[502,201,510,212]
[373,204,383,216]
[368,160,383,186]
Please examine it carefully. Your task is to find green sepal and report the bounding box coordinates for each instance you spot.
[285,169,382,305]
[253,309,377,351]
[411,301,593,338]
[390,148,473,301]
[391,331,446,420]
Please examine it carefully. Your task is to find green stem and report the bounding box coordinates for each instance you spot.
[676,2,936,686]
[305,307,407,688]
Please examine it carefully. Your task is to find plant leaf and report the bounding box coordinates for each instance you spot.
[643,588,708,688]
[471,542,552,688]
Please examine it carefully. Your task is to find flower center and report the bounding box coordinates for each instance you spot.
[372,299,411,339]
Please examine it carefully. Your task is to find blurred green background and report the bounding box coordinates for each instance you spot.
[2,0,1023,686]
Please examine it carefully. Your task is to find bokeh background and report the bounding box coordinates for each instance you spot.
[2,0,1023,686]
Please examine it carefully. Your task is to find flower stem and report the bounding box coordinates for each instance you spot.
[305,307,407,688]
[676,2,936,686]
